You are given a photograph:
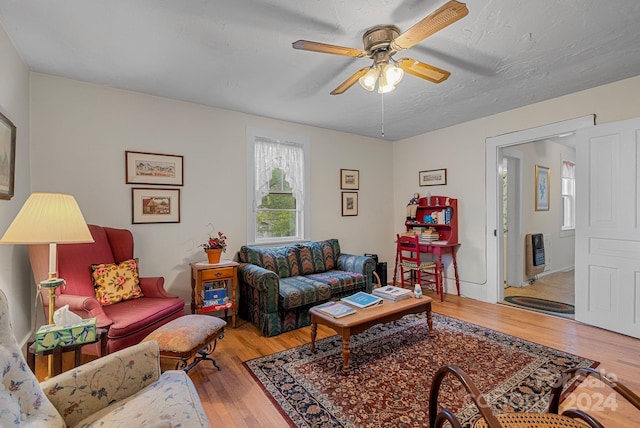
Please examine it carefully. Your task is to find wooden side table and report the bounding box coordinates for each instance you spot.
[27,328,107,376]
[190,260,239,327]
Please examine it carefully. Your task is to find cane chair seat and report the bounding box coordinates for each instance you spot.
[474,413,589,427]
[430,365,640,428]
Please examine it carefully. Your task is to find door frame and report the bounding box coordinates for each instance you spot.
[485,116,595,303]
[501,148,523,293]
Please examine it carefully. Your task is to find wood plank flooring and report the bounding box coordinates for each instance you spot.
[32,291,640,427]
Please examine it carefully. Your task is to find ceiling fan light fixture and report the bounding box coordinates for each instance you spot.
[358,67,379,91]
[377,71,395,94]
[382,63,404,87]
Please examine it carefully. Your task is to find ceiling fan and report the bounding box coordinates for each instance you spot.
[292,0,468,95]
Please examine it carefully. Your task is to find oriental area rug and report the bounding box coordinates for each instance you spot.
[244,313,598,428]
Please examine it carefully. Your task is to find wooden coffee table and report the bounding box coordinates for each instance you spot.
[309,296,434,372]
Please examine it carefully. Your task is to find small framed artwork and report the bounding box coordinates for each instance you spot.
[340,169,359,190]
[341,192,358,216]
[126,151,184,186]
[132,188,181,224]
[535,165,550,211]
[419,169,447,186]
[0,111,16,200]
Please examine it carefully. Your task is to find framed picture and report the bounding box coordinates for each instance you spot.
[132,188,181,224]
[535,165,550,211]
[0,111,16,200]
[126,151,184,186]
[419,169,447,186]
[341,192,358,216]
[340,169,359,190]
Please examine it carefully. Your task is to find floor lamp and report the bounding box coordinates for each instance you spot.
[0,192,94,377]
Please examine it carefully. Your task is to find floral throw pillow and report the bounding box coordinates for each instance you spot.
[91,258,144,305]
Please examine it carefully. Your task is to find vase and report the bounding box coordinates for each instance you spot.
[206,249,222,264]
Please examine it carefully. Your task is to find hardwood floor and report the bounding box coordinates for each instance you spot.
[33,292,640,426]
[504,269,575,317]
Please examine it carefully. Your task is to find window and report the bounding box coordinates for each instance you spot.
[247,128,310,244]
[561,160,575,231]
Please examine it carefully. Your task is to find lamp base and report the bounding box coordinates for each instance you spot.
[39,277,64,380]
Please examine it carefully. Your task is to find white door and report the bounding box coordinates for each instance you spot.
[575,117,640,338]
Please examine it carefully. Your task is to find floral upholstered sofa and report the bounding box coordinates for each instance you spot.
[238,239,375,336]
[0,290,209,427]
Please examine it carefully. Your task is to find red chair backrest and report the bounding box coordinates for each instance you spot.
[397,234,420,265]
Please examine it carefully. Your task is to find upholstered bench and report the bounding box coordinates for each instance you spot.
[142,314,226,373]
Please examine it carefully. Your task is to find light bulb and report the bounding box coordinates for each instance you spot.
[358,67,379,91]
[377,70,395,94]
[383,63,404,86]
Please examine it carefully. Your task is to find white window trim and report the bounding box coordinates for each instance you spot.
[246,127,311,245]
[560,156,575,238]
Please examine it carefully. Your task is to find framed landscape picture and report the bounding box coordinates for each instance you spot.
[132,188,181,224]
[340,169,359,190]
[126,151,184,186]
[535,165,550,211]
[0,111,16,200]
[341,192,358,216]
[419,169,447,186]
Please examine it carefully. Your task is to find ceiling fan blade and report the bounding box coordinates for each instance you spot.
[391,0,469,52]
[396,58,451,83]
[330,67,371,95]
[292,40,367,58]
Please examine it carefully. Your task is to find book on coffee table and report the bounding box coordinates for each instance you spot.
[341,291,384,309]
[372,285,413,301]
[314,301,357,318]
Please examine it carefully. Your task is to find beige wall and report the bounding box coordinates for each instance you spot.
[518,139,576,280]
[0,24,32,343]
[393,74,640,300]
[29,74,395,306]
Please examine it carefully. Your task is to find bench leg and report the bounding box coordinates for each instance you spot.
[177,329,225,373]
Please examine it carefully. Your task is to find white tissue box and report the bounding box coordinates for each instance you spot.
[35,318,97,352]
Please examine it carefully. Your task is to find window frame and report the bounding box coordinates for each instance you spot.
[246,127,310,245]
[560,158,575,237]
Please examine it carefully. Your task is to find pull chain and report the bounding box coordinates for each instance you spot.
[380,92,385,138]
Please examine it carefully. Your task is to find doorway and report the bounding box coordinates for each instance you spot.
[484,115,595,307]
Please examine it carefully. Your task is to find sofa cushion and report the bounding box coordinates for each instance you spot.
[305,270,366,296]
[239,245,300,278]
[297,239,340,275]
[91,258,144,305]
[278,276,331,310]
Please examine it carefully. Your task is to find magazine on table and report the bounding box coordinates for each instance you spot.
[340,291,384,309]
[314,301,357,318]
[372,285,413,301]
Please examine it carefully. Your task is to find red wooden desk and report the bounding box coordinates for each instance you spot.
[393,241,460,296]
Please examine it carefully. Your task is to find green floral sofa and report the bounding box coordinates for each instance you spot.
[238,239,375,336]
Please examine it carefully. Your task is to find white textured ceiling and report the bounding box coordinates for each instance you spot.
[1,0,639,141]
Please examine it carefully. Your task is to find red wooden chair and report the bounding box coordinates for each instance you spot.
[396,234,443,301]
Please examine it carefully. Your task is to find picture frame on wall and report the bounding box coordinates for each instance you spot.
[341,192,358,216]
[419,169,447,186]
[340,169,359,190]
[535,165,550,211]
[126,151,184,186]
[132,188,181,224]
[0,111,16,200]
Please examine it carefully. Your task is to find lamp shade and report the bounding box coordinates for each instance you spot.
[0,192,94,244]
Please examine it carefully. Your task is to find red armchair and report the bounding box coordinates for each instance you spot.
[29,224,185,356]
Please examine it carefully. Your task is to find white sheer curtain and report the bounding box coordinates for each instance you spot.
[254,136,304,208]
